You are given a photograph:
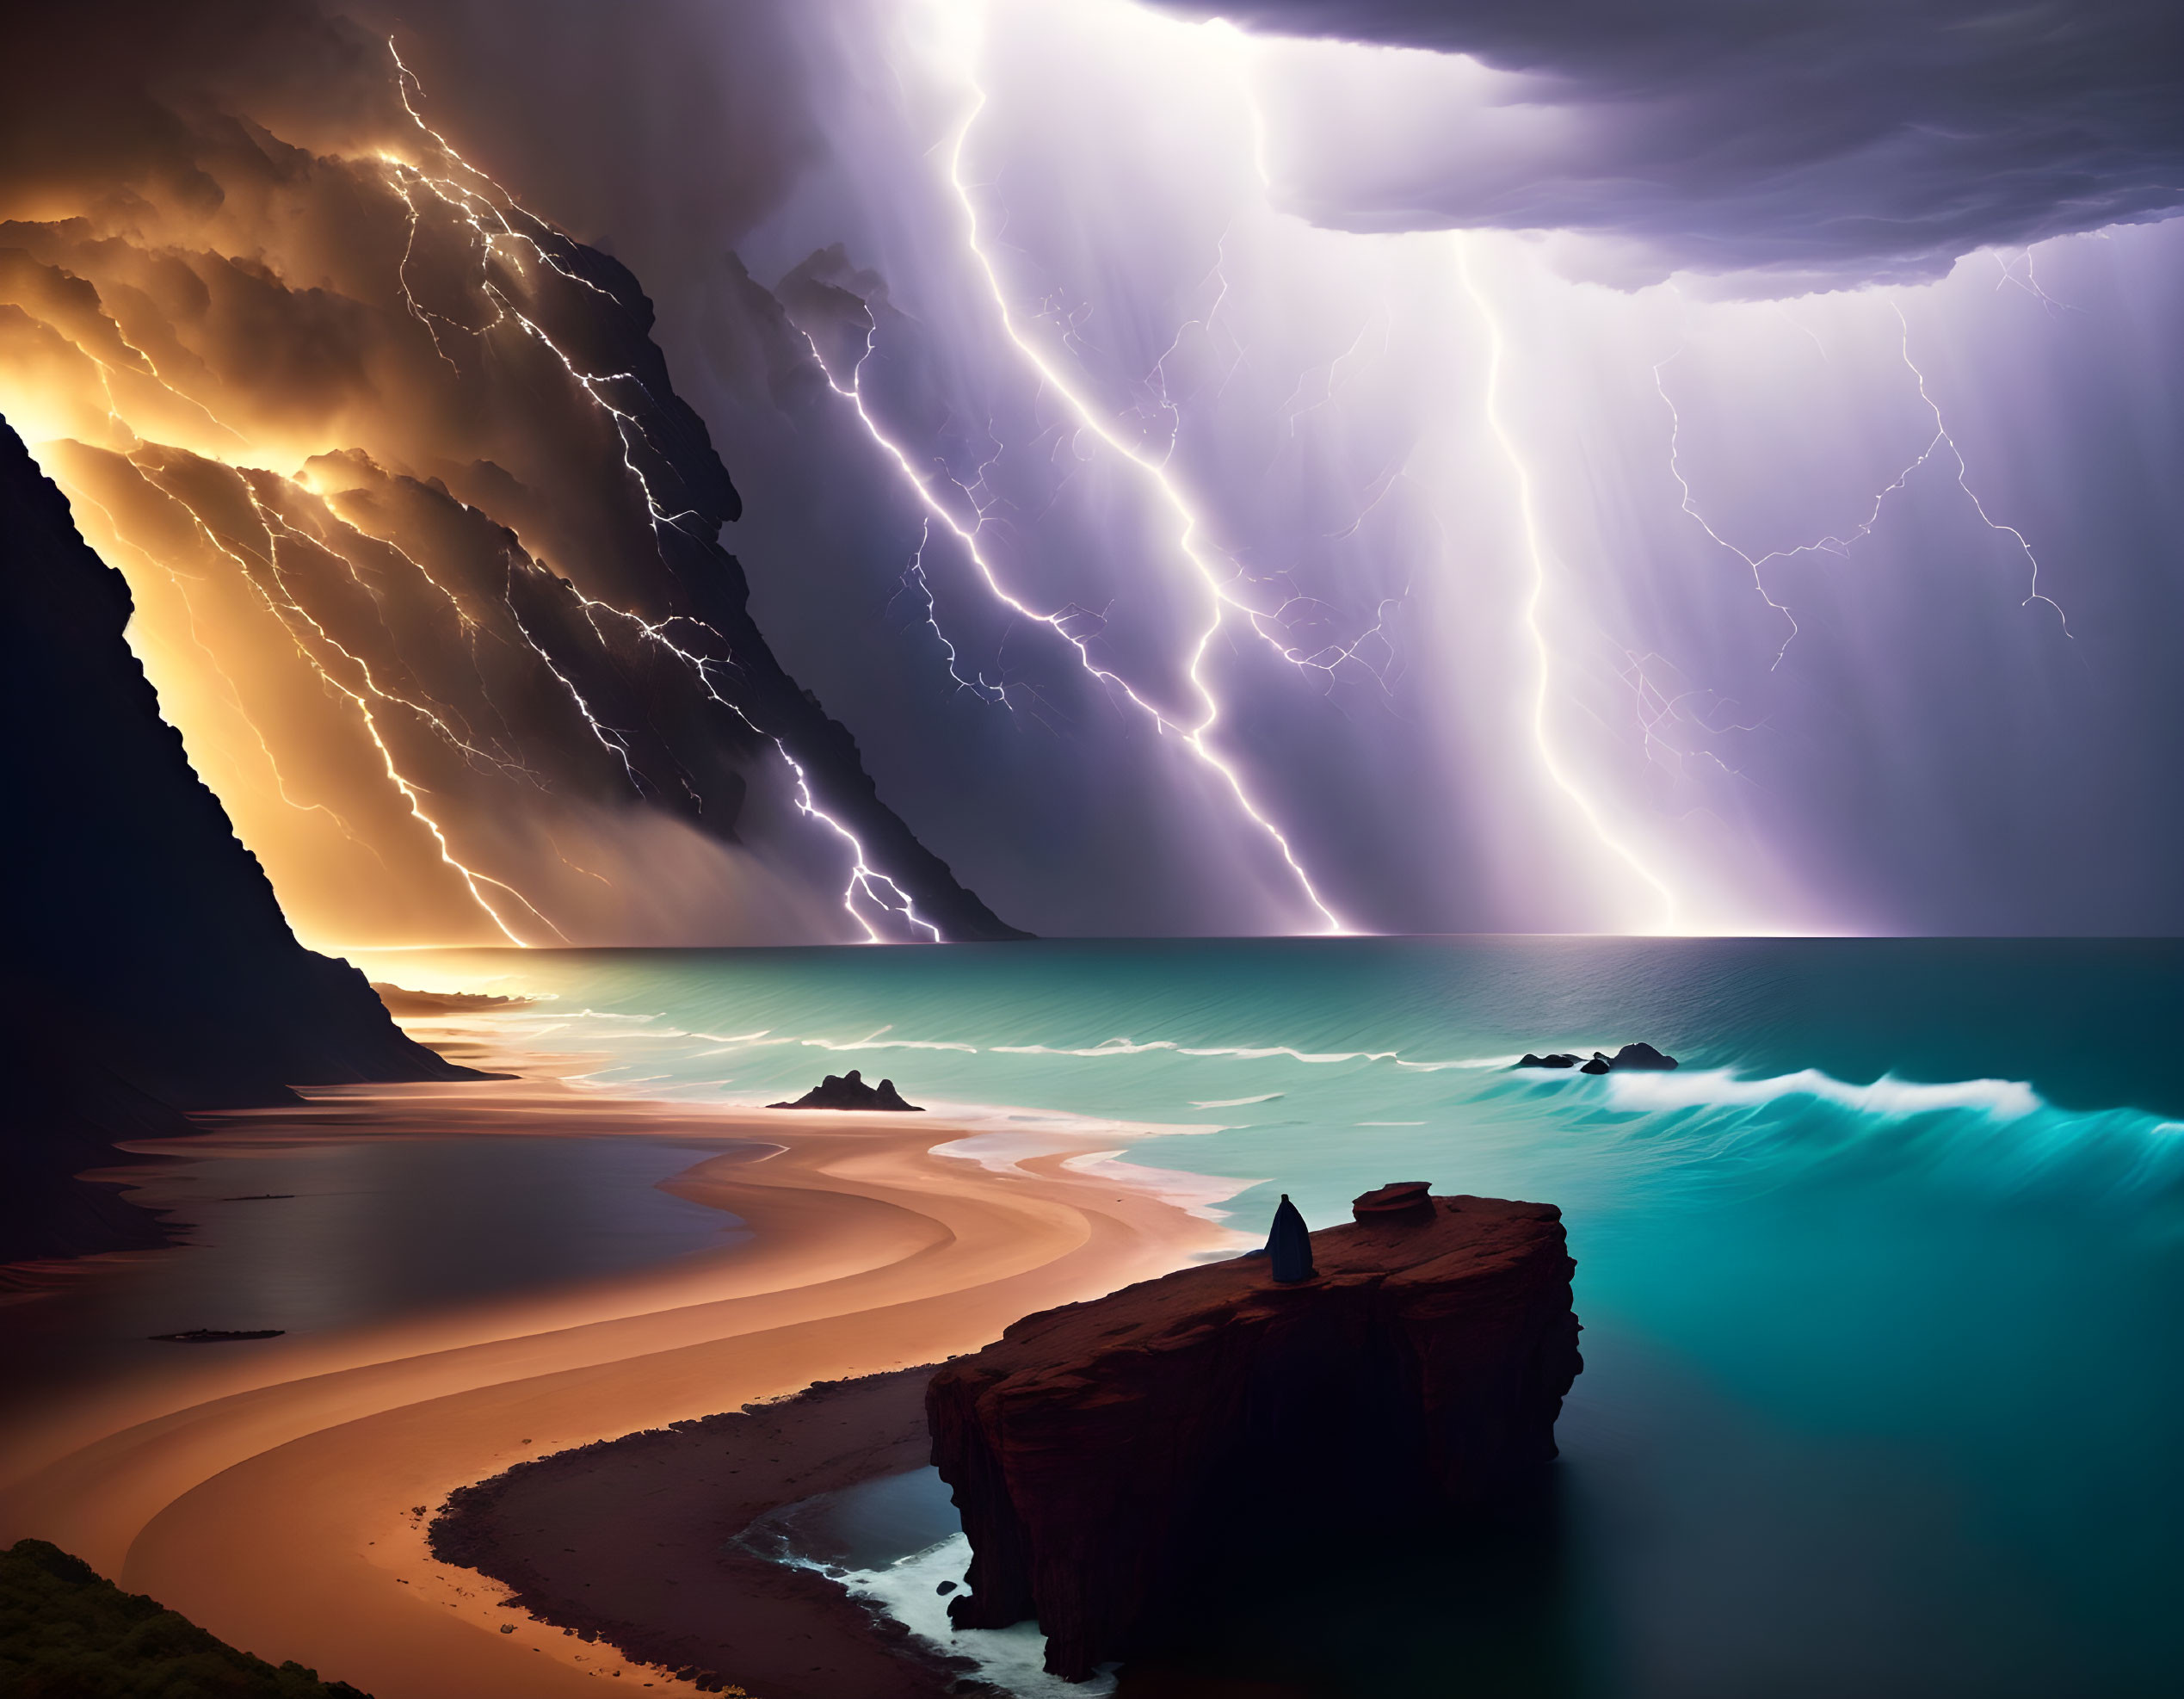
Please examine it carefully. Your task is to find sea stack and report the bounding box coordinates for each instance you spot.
[927,1188,1582,1680]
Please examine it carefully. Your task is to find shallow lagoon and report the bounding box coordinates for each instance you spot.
[2,1134,752,1409]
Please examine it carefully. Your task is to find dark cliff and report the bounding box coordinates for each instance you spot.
[928,1190,1582,1681]
[489,232,1030,943]
[0,417,472,1263]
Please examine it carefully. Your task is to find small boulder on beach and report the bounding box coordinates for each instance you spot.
[766,1069,924,1112]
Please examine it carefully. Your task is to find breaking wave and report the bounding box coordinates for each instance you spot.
[1604,1067,2044,1121]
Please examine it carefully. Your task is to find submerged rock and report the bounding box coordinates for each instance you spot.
[928,1187,1582,1680]
[1516,1053,1581,1069]
[765,1069,924,1112]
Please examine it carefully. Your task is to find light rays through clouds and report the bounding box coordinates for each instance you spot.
[4,0,2175,941]
[703,0,2152,936]
[0,5,1021,948]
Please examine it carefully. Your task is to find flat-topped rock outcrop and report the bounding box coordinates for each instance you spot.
[926,1188,1582,1680]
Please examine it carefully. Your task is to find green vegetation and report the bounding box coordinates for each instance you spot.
[0,1539,369,1698]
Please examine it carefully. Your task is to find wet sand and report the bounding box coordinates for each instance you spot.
[432,1367,953,1696]
[0,1028,1239,1696]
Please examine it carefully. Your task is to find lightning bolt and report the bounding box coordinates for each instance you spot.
[889,518,1009,702]
[774,741,946,942]
[378,36,945,941]
[1157,252,1408,697]
[58,474,392,869]
[1456,238,1683,933]
[1991,245,2077,316]
[151,487,558,946]
[1891,300,2070,635]
[802,13,1347,934]
[317,484,667,805]
[236,479,544,784]
[1656,296,2068,664]
[544,579,945,941]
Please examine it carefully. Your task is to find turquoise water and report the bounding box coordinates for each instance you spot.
[357,937,2184,1696]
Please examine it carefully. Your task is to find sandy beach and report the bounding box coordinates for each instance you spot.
[0,1021,1240,1696]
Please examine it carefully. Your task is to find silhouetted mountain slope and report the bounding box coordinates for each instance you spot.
[0,416,469,1262]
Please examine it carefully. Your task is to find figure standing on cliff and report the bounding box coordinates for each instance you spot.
[1266,1194,1316,1282]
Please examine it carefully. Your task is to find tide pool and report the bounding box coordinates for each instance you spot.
[355,937,2184,1696]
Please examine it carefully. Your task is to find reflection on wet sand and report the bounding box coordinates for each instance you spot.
[0,1024,1234,1696]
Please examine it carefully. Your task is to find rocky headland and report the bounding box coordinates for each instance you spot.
[0,419,477,1264]
[928,1187,1583,1680]
[367,984,538,1016]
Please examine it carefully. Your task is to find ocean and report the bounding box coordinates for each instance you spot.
[348,936,2184,1696]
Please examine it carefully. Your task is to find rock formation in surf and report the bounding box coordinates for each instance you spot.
[767,1070,923,1112]
[927,1186,1583,1680]
[1605,1042,1679,1070]
[1525,1043,1680,1074]
[0,418,474,1263]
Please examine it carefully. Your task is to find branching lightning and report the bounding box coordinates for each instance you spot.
[157,490,555,945]
[1656,297,2069,665]
[59,477,392,870]
[551,578,945,942]
[898,17,1348,932]
[1457,238,1683,932]
[1891,300,2071,635]
[889,519,1009,702]
[1991,246,2078,316]
[378,37,943,941]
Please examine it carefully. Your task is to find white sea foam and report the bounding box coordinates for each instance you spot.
[1058,1149,1262,1222]
[825,1535,1116,1697]
[622,1023,1518,1077]
[1605,1066,2044,1121]
[993,1037,1404,1066]
[991,1037,1181,1057]
[1190,1093,1285,1109]
[797,1036,983,1053]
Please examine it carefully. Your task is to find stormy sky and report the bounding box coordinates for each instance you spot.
[4,1,2180,938]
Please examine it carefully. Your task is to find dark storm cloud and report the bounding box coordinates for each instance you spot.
[343,0,822,259]
[1157,1,2184,285]
[0,0,1027,942]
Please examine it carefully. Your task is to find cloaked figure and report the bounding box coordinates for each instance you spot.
[1265,1193,1317,1282]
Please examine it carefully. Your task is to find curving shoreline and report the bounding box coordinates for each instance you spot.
[0,1021,1242,1696]
[431,1366,956,1696]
